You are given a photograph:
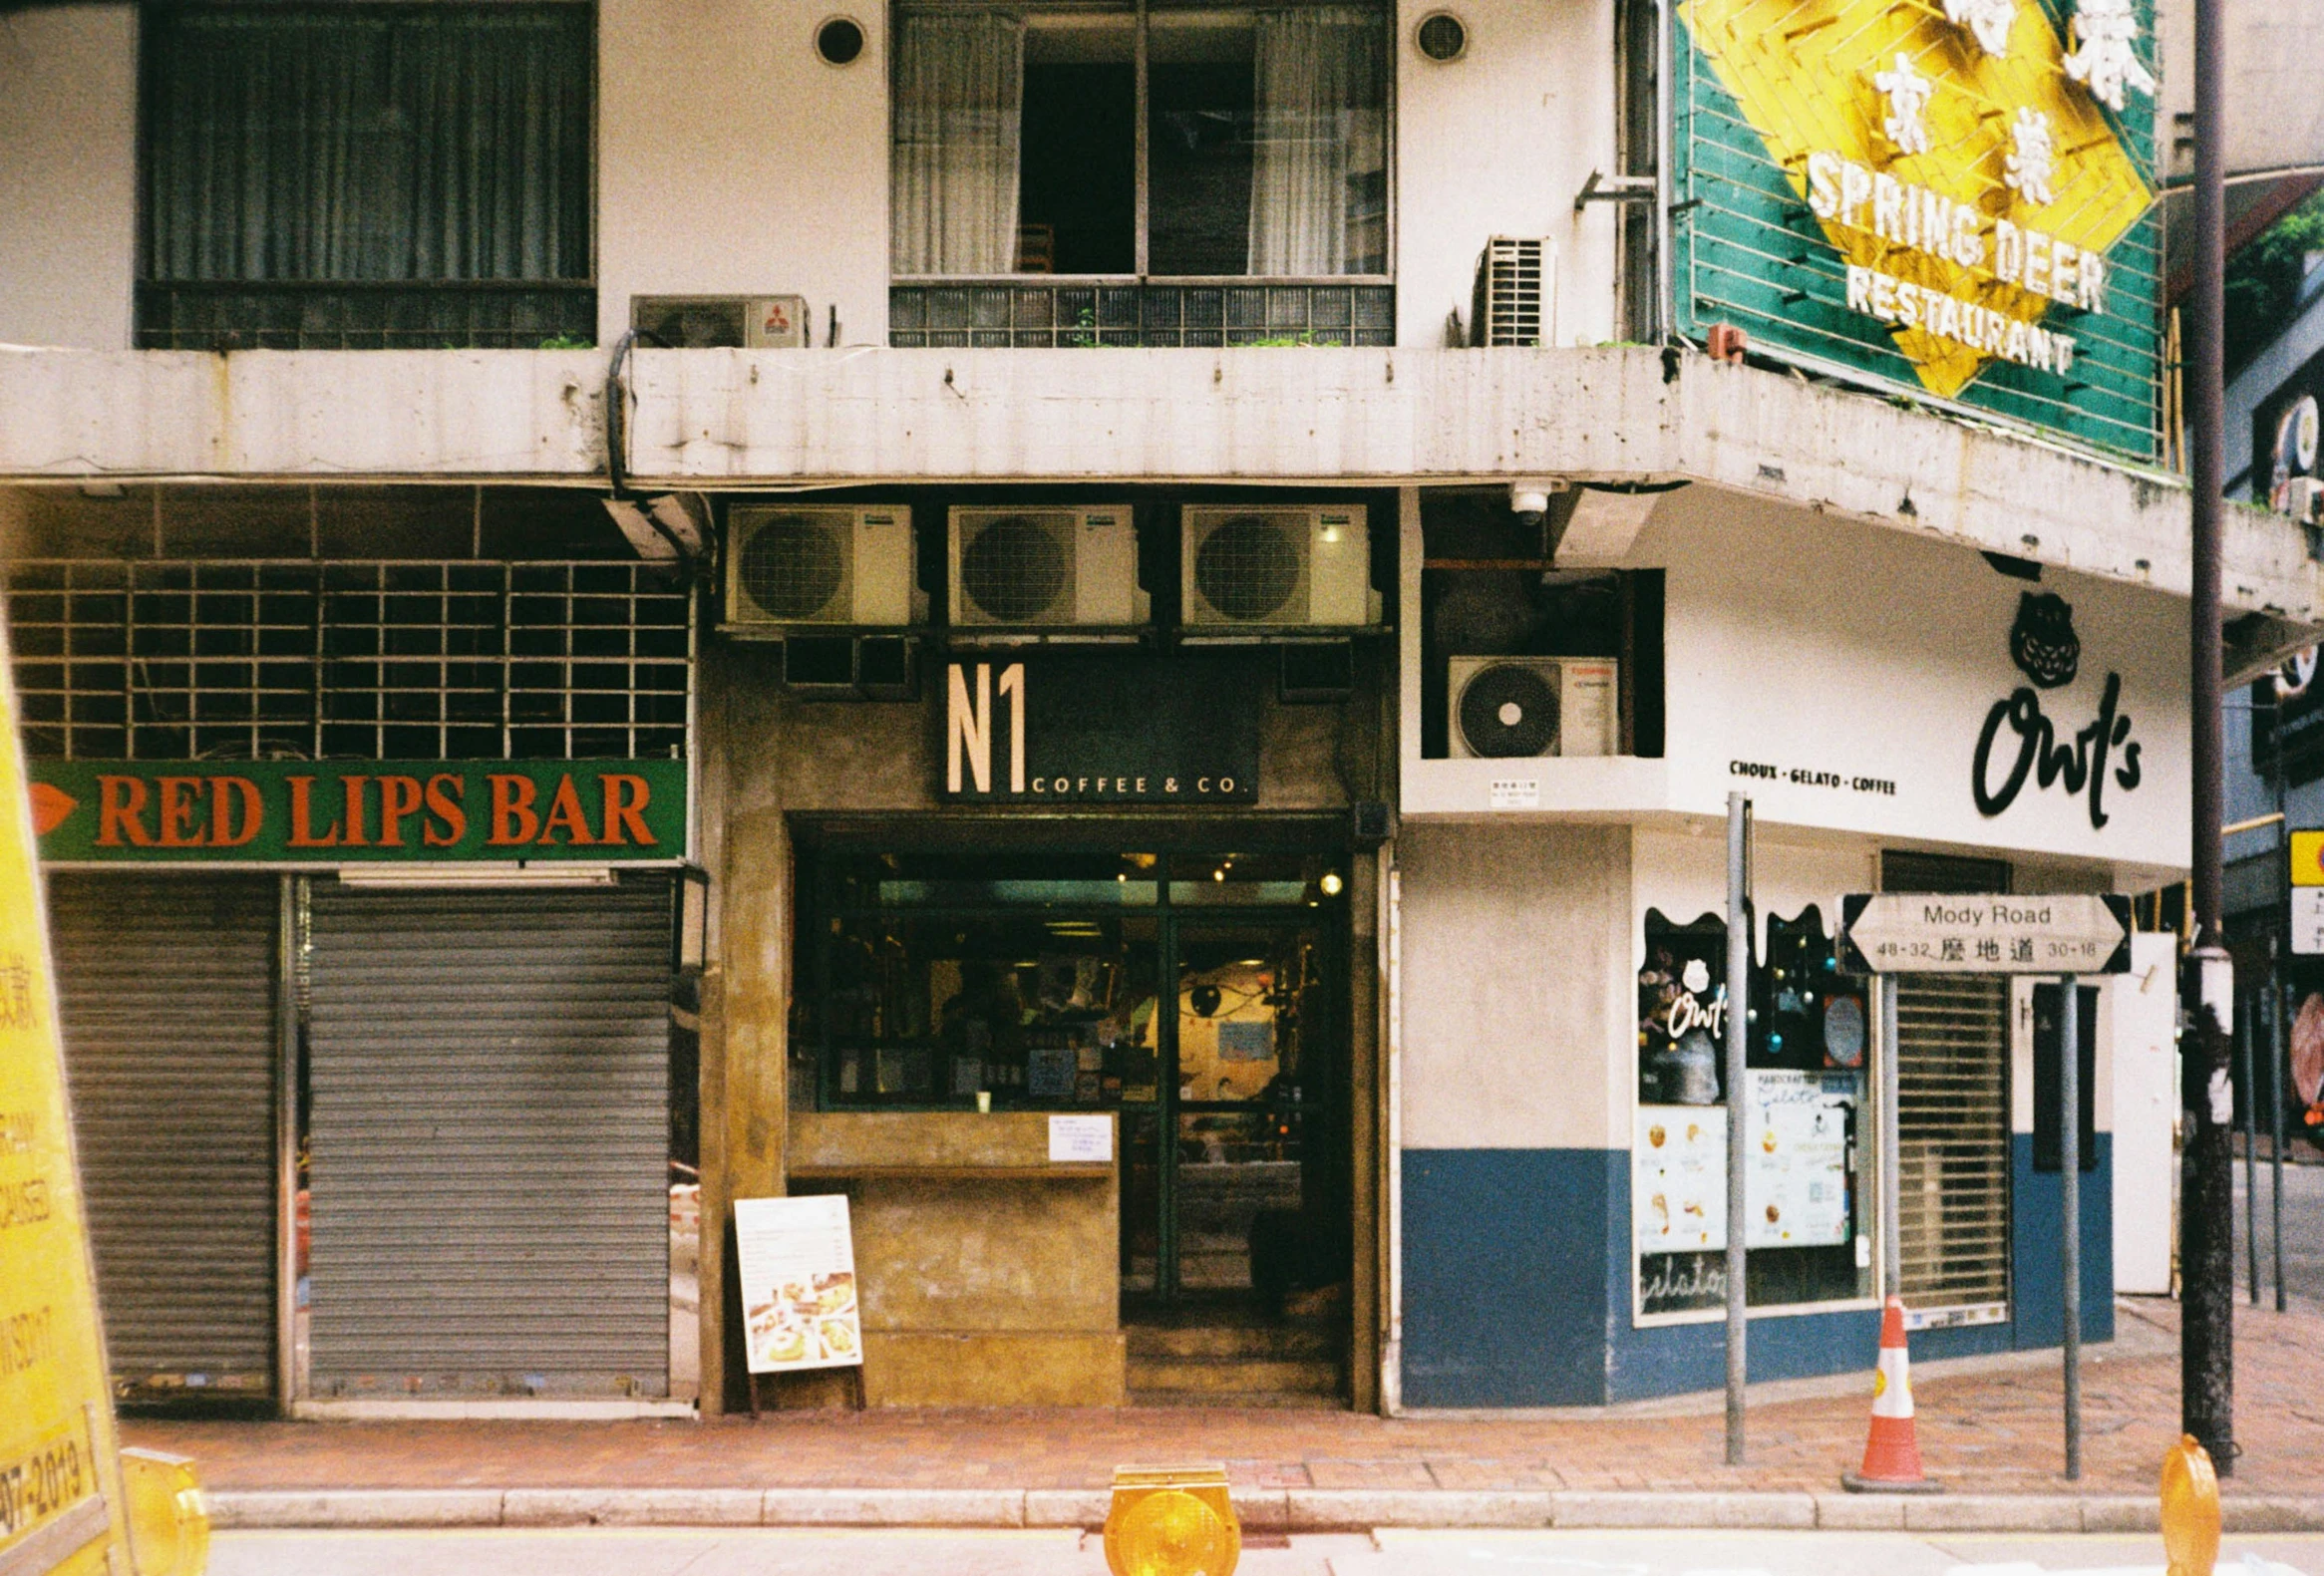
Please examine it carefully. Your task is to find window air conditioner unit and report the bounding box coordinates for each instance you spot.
[724,504,914,630]
[631,294,810,349]
[1446,656,1618,759]
[1179,505,1378,631]
[1470,238,1556,347]
[948,505,1147,628]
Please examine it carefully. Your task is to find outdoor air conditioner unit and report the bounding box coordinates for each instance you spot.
[1446,656,1619,759]
[948,505,1148,628]
[631,294,810,349]
[724,504,914,629]
[1179,505,1379,631]
[1470,238,1557,347]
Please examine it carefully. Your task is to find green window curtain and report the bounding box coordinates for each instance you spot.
[143,5,592,284]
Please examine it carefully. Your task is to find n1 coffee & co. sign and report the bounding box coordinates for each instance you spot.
[1675,0,2162,458]
[941,654,1261,804]
[26,760,686,862]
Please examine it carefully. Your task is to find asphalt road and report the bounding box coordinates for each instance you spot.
[204,1527,2324,1576]
[2232,1154,2324,1306]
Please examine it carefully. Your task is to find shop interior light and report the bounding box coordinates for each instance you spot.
[333,864,618,889]
[1318,872,1344,896]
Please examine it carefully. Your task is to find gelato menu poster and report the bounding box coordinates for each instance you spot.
[734,1195,863,1375]
[1744,1071,1857,1249]
[1634,1106,1728,1252]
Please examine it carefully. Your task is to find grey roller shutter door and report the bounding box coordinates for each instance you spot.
[46,873,280,1401]
[305,879,671,1399]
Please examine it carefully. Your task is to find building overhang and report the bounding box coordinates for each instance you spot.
[2,342,2316,626]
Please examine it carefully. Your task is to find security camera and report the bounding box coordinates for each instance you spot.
[1510,485,1550,525]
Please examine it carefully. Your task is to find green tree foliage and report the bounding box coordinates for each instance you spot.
[2227,186,2324,378]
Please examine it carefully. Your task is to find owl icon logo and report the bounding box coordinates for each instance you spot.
[2008,592,2080,689]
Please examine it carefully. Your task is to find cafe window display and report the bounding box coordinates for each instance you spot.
[1634,907,1873,1319]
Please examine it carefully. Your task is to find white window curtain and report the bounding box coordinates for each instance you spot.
[1247,9,1388,277]
[891,12,1026,276]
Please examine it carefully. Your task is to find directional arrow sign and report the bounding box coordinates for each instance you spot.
[1837,892,2133,975]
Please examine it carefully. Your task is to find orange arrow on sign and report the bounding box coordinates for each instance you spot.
[28,783,75,836]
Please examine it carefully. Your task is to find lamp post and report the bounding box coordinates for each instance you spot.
[2182,0,2235,1475]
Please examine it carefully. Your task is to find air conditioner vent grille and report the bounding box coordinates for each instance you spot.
[737,515,846,621]
[1473,237,1550,347]
[1193,513,1303,622]
[1457,662,1560,758]
[959,514,1072,621]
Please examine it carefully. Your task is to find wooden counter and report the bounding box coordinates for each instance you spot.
[786,1111,1125,1407]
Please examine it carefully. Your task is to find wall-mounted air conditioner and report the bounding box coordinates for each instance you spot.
[1470,238,1556,347]
[1446,656,1618,759]
[1180,505,1378,631]
[948,505,1147,628]
[724,504,914,630]
[631,294,810,349]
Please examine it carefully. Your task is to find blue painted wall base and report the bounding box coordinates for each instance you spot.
[1401,1136,2115,1408]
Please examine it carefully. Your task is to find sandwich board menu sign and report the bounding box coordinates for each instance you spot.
[0,623,135,1575]
[734,1195,863,1374]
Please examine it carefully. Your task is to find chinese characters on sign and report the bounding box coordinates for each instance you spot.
[1836,892,2134,975]
[1677,0,2162,456]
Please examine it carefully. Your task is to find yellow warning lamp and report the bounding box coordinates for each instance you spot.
[2160,1433,2221,1576]
[122,1448,211,1576]
[1102,1463,1240,1576]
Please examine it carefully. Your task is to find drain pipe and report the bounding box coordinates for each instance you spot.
[1381,857,1405,1415]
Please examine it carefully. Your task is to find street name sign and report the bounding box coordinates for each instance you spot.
[1837,892,2133,975]
[2290,829,2324,956]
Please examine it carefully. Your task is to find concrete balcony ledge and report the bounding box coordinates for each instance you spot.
[2,343,2314,624]
[0,345,607,481]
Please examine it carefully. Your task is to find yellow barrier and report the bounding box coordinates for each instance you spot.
[1103,1463,1239,1576]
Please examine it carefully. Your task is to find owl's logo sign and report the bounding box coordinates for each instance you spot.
[1974,593,2142,829]
[2008,591,2080,689]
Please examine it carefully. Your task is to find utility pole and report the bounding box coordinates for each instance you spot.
[2182,0,2235,1475]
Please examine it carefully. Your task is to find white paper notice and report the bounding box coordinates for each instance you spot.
[1633,1105,1727,1251]
[733,1194,861,1375]
[1049,1113,1114,1163]
[1743,1070,1857,1249]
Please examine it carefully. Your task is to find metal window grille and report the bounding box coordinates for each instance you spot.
[2,561,691,762]
[1472,238,1548,347]
[887,282,1395,348]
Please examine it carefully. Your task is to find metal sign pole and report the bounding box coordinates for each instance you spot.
[1725,792,1750,1466]
[2240,1002,2260,1305]
[2060,974,2081,1481]
[2273,969,2289,1313]
[1880,975,1901,1298]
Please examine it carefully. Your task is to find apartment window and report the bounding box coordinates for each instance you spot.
[888,2,1391,346]
[138,4,595,349]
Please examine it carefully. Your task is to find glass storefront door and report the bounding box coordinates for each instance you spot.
[800,843,1349,1314]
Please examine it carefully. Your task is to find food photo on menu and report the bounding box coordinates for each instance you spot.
[747,1269,860,1370]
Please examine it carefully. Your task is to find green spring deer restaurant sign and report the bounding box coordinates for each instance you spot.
[24,760,686,862]
[1675,0,2162,458]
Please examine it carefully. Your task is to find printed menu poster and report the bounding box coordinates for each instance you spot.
[1744,1070,1856,1248]
[734,1194,863,1375]
[1633,1105,1727,1251]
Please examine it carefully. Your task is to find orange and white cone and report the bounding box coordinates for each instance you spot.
[1841,1295,1940,1492]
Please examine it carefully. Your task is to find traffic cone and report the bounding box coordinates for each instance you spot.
[1840,1295,1941,1493]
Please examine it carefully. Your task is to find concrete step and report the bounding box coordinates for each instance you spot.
[1125,1354,1345,1397]
[1126,1387,1346,1411]
[1126,1322,1340,1361]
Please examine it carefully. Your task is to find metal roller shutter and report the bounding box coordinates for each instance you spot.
[1895,976,2013,1311]
[46,873,280,1401]
[1882,851,2012,1317]
[305,878,672,1399]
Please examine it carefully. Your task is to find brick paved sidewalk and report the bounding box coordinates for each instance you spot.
[124,1300,2324,1501]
